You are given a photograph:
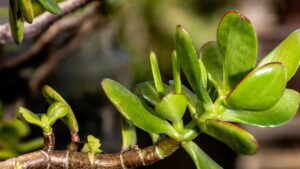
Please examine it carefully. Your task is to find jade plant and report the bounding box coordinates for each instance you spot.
[0,10,299,169]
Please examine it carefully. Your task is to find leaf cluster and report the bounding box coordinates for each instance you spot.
[102,10,300,168]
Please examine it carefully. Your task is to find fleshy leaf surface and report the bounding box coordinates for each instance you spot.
[259,30,300,81]
[219,89,300,127]
[217,11,257,90]
[225,62,286,111]
[182,141,222,169]
[200,41,223,89]
[200,119,258,154]
[175,26,212,106]
[155,94,187,123]
[47,102,69,125]
[18,107,43,127]
[102,79,179,139]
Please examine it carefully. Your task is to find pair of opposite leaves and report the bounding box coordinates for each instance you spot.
[9,0,61,43]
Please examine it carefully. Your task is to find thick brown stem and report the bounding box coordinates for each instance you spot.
[43,132,55,152]
[68,131,81,151]
[0,138,180,169]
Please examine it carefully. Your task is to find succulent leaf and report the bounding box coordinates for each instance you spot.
[259,30,300,81]
[102,79,179,140]
[219,89,300,127]
[225,62,286,111]
[217,11,257,91]
[182,141,222,169]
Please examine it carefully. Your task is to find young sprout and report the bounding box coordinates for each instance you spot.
[81,135,102,165]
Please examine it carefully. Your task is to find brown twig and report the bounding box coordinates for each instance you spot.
[0,138,180,169]
[0,0,99,44]
[3,2,101,69]
[28,16,102,95]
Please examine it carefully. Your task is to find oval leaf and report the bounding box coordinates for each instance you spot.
[219,89,299,127]
[38,0,61,14]
[102,79,179,140]
[175,25,212,106]
[217,11,258,90]
[225,62,286,111]
[18,107,43,128]
[18,0,34,23]
[259,30,300,81]
[200,119,258,155]
[47,102,69,125]
[9,0,24,44]
[182,141,222,169]
[200,41,223,89]
[155,94,187,123]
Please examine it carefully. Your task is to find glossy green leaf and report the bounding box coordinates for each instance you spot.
[200,41,223,90]
[199,60,208,89]
[259,30,300,81]
[217,11,257,90]
[121,117,137,150]
[219,89,299,127]
[169,81,203,116]
[102,79,179,140]
[200,119,258,154]
[182,141,222,169]
[150,52,165,97]
[38,0,61,14]
[155,94,187,123]
[42,85,79,132]
[175,25,212,108]
[47,102,69,125]
[18,107,43,128]
[137,81,173,106]
[172,51,182,94]
[225,62,286,111]
[18,0,34,23]
[9,0,24,44]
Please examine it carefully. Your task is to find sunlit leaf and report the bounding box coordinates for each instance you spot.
[102,79,179,140]
[219,89,299,127]
[200,41,223,90]
[175,25,212,106]
[259,30,300,81]
[217,11,257,90]
[225,62,286,111]
[155,94,187,123]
